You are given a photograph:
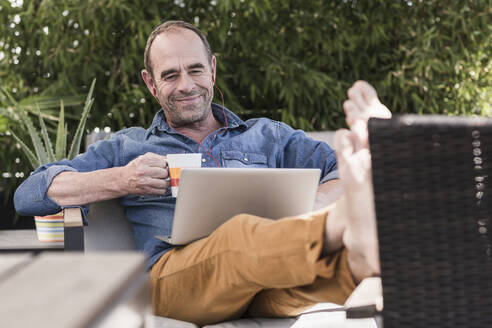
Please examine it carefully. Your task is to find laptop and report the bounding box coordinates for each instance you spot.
[156,168,321,245]
[369,115,492,327]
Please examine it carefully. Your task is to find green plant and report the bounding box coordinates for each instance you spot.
[0,0,489,189]
[4,79,95,169]
[1,0,489,133]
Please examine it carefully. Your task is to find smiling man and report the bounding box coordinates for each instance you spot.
[14,20,387,325]
[141,27,218,133]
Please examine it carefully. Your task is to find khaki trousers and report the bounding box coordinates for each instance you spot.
[150,207,356,326]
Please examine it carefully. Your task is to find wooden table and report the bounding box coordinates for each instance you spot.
[0,252,150,328]
[0,230,64,252]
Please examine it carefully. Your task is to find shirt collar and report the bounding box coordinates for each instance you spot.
[145,102,247,138]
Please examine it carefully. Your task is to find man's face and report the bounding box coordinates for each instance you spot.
[144,29,215,128]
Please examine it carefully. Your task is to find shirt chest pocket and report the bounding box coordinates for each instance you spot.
[221,150,268,168]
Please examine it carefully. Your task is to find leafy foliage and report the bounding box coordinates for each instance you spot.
[0,0,490,190]
[1,0,489,130]
[3,79,95,170]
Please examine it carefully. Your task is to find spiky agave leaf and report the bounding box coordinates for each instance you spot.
[9,129,38,170]
[15,105,48,165]
[36,103,55,162]
[55,99,66,161]
[62,123,67,161]
[0,86,18,106]
[0,106,17,121]
[68,79,95,160]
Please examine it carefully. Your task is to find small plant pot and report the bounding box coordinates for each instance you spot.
[34,212,64,242]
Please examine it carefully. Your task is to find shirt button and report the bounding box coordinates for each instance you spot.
[202,158,206,163]
[244,157,248,162]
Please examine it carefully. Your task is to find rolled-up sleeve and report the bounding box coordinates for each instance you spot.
[14,165,78,216]
[14,135,122,219]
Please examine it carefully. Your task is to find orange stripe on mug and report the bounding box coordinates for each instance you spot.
[168,167,182,180]
[166,153,202,197]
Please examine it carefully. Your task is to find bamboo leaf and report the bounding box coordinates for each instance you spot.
[36,103,56,162]
[55,99,66,161]
[68,79,96,160]
[17,95,85,122]
[19,95,85,110]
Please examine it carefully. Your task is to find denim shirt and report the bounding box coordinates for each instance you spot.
[14,104,338,270]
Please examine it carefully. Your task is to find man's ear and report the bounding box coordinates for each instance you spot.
[141,69,157,98]
[211,56,217,85]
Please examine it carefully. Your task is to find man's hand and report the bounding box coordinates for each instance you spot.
[333,81,391,283]
[122,152,170,195]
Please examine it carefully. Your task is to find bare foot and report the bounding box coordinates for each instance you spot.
[328,81,391,283]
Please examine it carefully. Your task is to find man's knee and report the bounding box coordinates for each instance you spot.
[212,213,266,248]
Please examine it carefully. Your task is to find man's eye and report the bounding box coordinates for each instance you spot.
[190,70,203,75]
[164,75,177,81]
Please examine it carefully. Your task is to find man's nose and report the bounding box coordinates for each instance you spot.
[176,74,194,93]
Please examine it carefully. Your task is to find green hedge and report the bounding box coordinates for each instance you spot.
[1,0,490,131]
[0,0,490,192]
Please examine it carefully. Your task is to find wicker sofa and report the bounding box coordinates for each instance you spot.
[62,130,380,327]
[63,200,379,328]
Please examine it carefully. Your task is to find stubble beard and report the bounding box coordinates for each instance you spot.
[163,87,213,128]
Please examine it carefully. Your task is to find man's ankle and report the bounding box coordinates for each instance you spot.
[322,200,346,256]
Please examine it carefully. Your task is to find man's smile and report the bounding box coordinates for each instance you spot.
[174,94,201,106]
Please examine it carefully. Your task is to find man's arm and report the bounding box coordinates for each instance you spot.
[15,150,170,216]
[47,167,129,206]
[47,152,170,206]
